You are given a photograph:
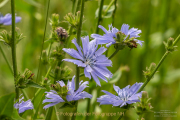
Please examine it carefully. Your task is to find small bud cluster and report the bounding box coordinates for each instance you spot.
[143,63,156,79]
[64,11,81,28]
[135,91,153,120]
[163,37,177,52]
[0,27,24,47]
[51,82,68,100]
[16,69,34,88]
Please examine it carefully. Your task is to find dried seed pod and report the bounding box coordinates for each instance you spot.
[56,27,68,40]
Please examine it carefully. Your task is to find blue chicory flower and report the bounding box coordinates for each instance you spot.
[97,82,143,107]
[58,76,92,101]
[63,36,113,86]
[43,76,92,109]
[91,24,143,47]
[14,96,34,113]
[0,13,21,25]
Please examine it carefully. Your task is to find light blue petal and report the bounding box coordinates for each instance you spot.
[95,47,107,56]
[128,83,143,97]
[62,48,83,60]
[66,95,73,101]
[91,71,101,86]
[57,80,65,87]
[81,36,89,56]
[84,68,91,79]
[72,38,83,57]
[101,90,117,99]
[63,59,86,67]
[121,24,129,35]
[98,25,109,34]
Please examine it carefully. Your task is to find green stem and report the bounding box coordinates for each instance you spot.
[75,0,81,13]
[108,47,120,59]
[54,61,62,83]
[72,0,85,120]
[72,0,76,13]
[85,82,92,120]
[0,45,30,108]
[76,0,84,90]
[55,105,60,120]
[32,65,52,103]
[47,42,53,60]
[112,0,117,26]
[103,0,115,17]
[138,51,168,92]
[95,0,104,34]
[138,34,180,92]
[11,0,19,100]
[0,45,13,74]
[36,0,50,83]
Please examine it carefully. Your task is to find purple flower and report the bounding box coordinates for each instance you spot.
[58,76,92,101]
[43,90,65,109]
[43,76,92,109]
[91,24,143,47]
[97,83,143,107]
[0,13,21,25]
[63,36,113,86]
[14,96,34,113]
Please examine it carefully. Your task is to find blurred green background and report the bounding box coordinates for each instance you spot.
[1,0,180,120]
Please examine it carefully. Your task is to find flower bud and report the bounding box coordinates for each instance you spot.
[115,31,126,42]
[164,37,176,52]
[50,13,60,30]
[143,63,156,79]
[142,91,148,99]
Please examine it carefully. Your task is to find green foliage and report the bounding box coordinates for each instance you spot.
[0,93,15,118]
[95,5,115,18]
[0,0,9,8]
[0,28,24,47]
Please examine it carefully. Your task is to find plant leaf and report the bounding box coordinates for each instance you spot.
[0,0,9,8]
[26,81,45,89]
[109,68,122,84]
[95,5,115,18]
[0,93,15,117]
[11,109,25,120]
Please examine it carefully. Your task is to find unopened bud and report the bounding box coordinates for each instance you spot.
[142,91,148,99]
[167,37,174,47]
[149,63,156,72]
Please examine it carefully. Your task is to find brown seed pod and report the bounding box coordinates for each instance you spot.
[56,27,68,39]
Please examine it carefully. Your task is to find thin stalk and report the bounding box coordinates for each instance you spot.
[95,0,104,34]
[138,51,168,92]
[138,34,180,92]
[11,0,19,100]
[72,0,85,120]
[112,0,117,26]
[47,42,53,59]
[44,60,62,120]
[0,45,13,74]
[108,47,120,59]
[76,0,84,90]
[72,0,76,13]
[36,0,50,83]
[55,105,60,120]
[0,45,30,105]
[85,82,92,120]
[75,0,81,13]
[103,0,115,17]
[32,65,52,103]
